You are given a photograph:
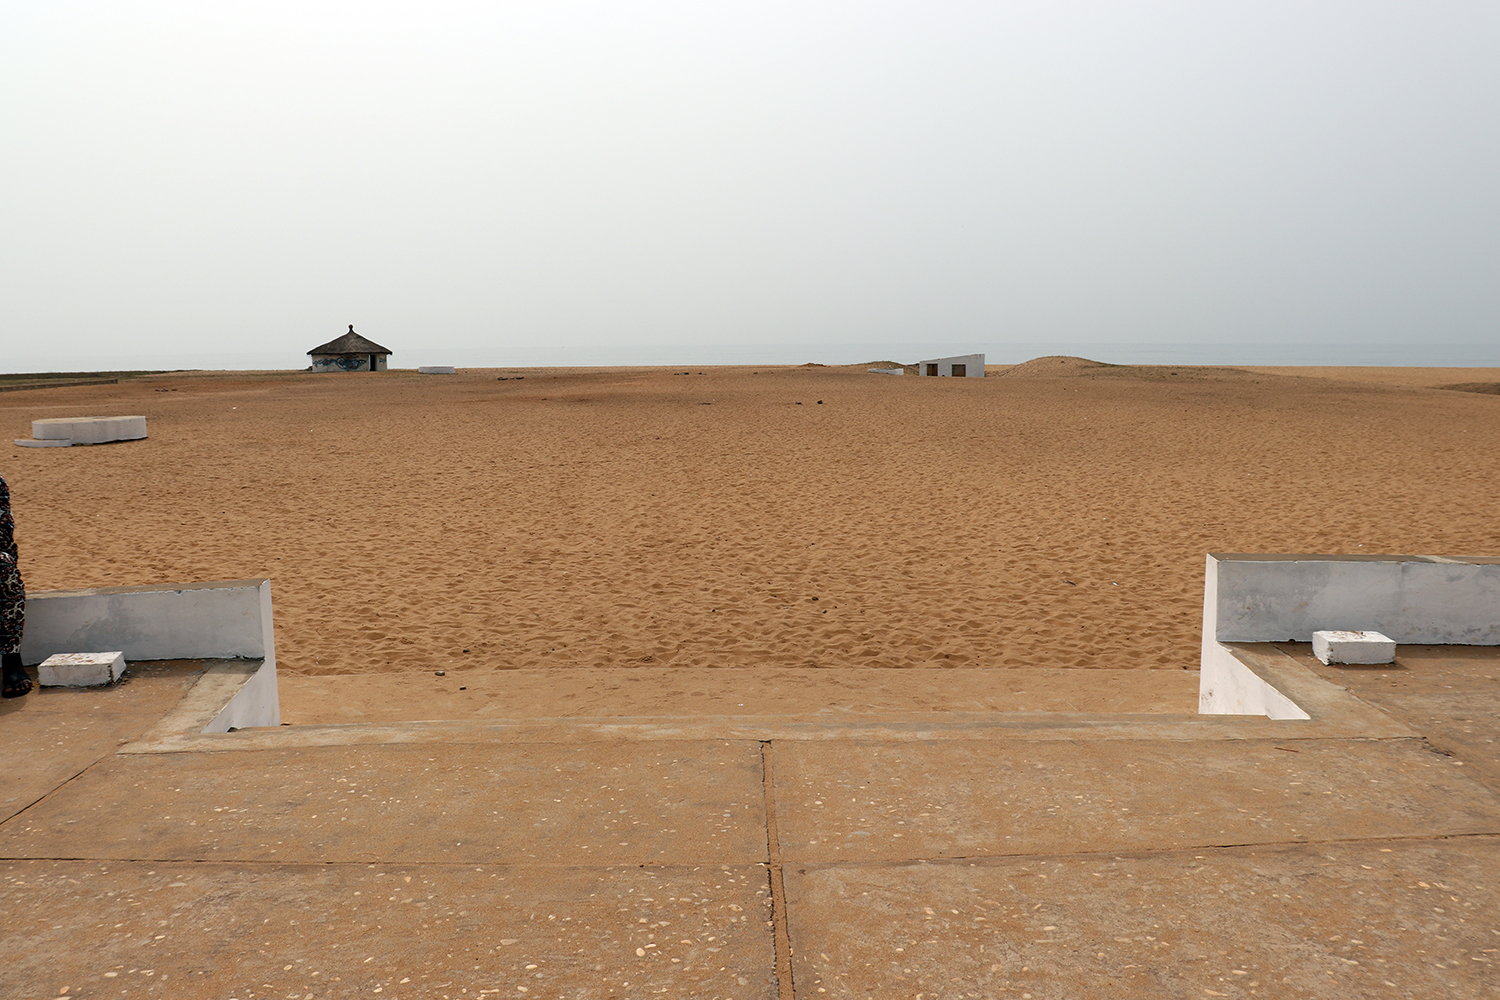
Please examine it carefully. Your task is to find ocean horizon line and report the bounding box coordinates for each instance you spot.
[6,341,1499,376]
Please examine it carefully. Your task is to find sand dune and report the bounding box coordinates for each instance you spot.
[4,361,1498,720]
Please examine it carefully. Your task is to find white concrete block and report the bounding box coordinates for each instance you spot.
[1312,630,1396,665]
[417,366,456,374]
[31,415,147,446]
[38,651,126,687]
[867,367,905,375]
[14,438,72,448]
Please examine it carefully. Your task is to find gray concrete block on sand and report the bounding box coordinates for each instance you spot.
[784,837,1500,999]
[1313,629,1395,664]
[30,414,147,445]
[1,860,776,1000]
[0,741,767,865]
[38,650,125,687]
[771,738,1500,864]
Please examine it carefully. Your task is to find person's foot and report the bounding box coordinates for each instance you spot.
[1,654,31,698]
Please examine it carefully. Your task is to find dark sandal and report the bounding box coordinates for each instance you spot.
[2,659,31,698]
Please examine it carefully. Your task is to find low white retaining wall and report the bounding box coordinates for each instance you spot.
[1207,553,1500,645]
[1199,553,1500,717]
[20,579,279,731]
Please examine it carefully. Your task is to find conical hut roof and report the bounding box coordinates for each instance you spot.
[308,328,393,356]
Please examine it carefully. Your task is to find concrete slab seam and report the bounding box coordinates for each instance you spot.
[0,750,120,838]
[773,831,1500,874]
[23,836,1500,869]
[0,856,780,872]
[761,740,795,1000]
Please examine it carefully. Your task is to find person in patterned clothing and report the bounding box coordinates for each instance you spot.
[1,473,29,698]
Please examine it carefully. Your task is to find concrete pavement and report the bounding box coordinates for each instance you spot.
[4,646,1500,998]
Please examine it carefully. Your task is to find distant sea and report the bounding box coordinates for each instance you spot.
[7,341,1500,375]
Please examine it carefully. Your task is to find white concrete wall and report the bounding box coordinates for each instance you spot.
[21,579,279,730]
[1205,553,1500,645]
[1197,640,1311,719]
[204,658,280,733]
[916,353,985,377]
[1199,553,1500,718]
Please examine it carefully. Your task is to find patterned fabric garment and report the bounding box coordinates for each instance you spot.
[0,475,23,654]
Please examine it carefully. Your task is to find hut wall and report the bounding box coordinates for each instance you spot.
[311,354,387,372]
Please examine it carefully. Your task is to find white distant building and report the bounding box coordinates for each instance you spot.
[916,353,984,377]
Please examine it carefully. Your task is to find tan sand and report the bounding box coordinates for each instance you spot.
[280,665,1196,722]
[4,361,1498,721]
[1237,365,1500,389]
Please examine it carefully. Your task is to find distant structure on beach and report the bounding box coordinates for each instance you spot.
[307,326,392,372]
[916,353,985,377]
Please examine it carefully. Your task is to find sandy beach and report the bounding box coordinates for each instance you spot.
[5,359,1498,722]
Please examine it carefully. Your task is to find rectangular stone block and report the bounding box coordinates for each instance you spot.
[31,415,147,445]
[417,366,456,374]
[1313,629,1396,665]
[38,651,126,687]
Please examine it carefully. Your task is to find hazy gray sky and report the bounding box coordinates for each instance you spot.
[3,1,1496,368]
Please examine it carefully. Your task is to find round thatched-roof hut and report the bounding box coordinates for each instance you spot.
[307,326,393,372]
